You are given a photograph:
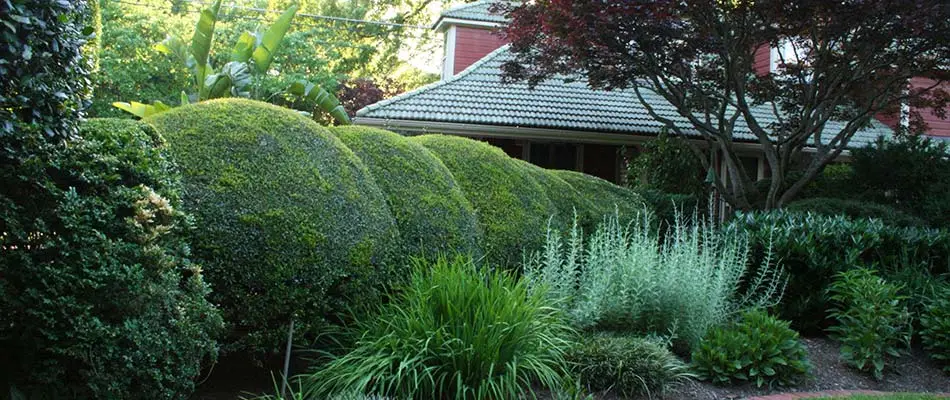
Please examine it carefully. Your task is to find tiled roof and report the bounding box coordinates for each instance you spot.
[357,46,894,148]
[438,0,508,24]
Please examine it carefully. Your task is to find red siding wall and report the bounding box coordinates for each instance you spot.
[874,77,950,137]
[911,77,950,137]
[454,26,508,75]
[753,43,771,76]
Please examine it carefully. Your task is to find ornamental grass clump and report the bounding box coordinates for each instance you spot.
[567,333,693,398]
[304,256,574,399]
[524,212,784,352]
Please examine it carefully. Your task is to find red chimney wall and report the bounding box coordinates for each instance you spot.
[453,26,508,75]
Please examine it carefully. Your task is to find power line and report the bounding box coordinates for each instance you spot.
[112,0,431,49]
[182,0,432,30]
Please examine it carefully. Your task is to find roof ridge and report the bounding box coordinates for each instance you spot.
[356,45,512,117]
[441,0,492,16]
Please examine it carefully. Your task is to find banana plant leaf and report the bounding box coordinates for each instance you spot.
[155,34,192,68]
[288,80,351,125]
[231,31,256,63]
[191,0,222,95]
[112,100,172,119]
[251,5,298,74]
[204,61,252,99]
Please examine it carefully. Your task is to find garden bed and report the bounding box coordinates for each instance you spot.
[665,337,950,400]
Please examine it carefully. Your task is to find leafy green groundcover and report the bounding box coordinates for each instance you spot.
[412,134,557,268]
[331,126,479,261]
[148,99,399,354]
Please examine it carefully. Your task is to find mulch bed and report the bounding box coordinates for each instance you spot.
[663,337,950,400]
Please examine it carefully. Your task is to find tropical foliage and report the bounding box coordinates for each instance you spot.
[112,0,350,123]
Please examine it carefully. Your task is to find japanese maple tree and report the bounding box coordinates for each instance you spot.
[498,0,949,209]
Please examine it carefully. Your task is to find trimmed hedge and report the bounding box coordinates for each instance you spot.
[552,169,648,228]
[412,135,556,268]
[148,99,399,354]
[785,197,927,227]
[1,119,222,398]
[331,126,479,260]
[727,211,950,333]
[521,164,595,231]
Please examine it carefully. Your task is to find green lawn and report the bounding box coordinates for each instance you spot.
[804,394,949,400]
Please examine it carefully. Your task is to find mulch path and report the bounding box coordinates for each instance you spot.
[662,337,950,400]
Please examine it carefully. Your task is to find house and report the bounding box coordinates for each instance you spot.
[354,0,905,184]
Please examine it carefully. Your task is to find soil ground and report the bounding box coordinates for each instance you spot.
[191,337,949,399]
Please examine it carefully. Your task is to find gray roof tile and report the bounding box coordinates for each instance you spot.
[438,1,508,24]
[357,46,894,148]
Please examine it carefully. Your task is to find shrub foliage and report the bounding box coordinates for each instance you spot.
[692,309,810,388]
[525,213,784,352]
[568,333,692,398]
[413,135,556,267]
[921,283,950,373]
[305,256,574,399]
[552,169,649,230]
[785,197,926,227]
[729,211,950,333]
[147,99,398,354]
[828,268,912,380]
[0,119,222,398]
[331,126,479,260]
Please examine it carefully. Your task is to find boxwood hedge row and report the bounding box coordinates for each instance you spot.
[148,99,399,354]
[331,126,479,261]
[411,134,558,268]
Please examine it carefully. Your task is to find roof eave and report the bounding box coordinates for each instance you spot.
[353,117,854,158]
[433,17,502,31]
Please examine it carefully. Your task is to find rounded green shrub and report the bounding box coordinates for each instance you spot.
[331,126,479,259]
[305,256,574,399]
[785,197,927,227]
[567,333,692,398]
[147,99,399,354]
[692,309,810,388]
[412,135,556,267]
[521,164,597,232]
[0,119,222,398]
[552,169,649,227]
[921,283,950,373]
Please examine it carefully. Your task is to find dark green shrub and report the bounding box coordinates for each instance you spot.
[331,126,479,260]
[0,119,222,398]
[413,135,556,268]
[147,99,399,354]
[567,333,692,398]
[552,169,650,227]
[795,163,859,200]
[728,211,950,333]
[1,0,94,140]
[304,256,574,399]
[523,164,594,232]
[634,187,701,230]
[828,268,912,380]
[691,309,810,388]
[852,135,950,227]
[785,198,926,227]
[920,283,950,373]
[627,129,707,199]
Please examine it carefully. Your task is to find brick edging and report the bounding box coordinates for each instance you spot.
[747,390,950,399]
